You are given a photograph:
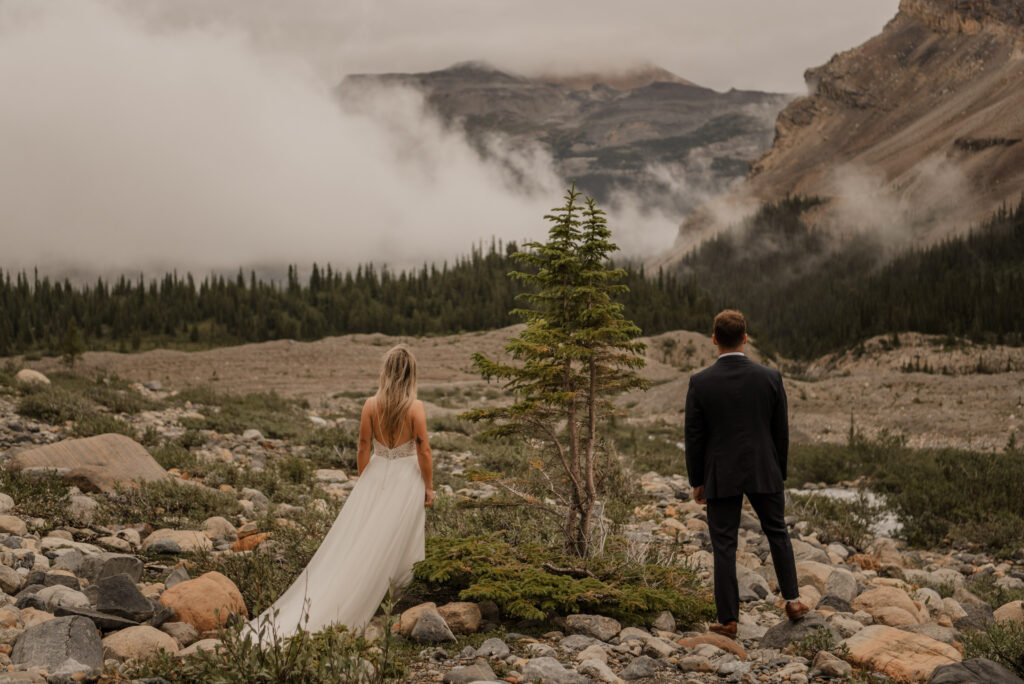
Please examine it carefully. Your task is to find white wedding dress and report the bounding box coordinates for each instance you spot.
[245,437,426,643]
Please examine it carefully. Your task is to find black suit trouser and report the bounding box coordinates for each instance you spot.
[706,491,800,624]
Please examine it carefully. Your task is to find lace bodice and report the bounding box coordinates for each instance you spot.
[372,438,417,460]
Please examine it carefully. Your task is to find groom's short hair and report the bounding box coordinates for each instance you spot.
[714,310,746,348]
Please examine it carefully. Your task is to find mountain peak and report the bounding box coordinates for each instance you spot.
[535,65,700,91]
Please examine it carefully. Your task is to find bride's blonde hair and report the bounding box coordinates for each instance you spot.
[374,344,417,445]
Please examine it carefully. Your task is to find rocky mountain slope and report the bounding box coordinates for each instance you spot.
[338,63,791,215]
[662,0,1024,262]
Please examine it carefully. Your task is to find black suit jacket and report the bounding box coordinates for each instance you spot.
[684,354,788,499]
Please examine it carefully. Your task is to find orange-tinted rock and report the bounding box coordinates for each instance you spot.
[676,633,747,660]
[852,587,923,625]
[231,532,271,552]
[157,571,247,633]
[437,602,481,634]
[843,624,960,682]
[849,554,880,571]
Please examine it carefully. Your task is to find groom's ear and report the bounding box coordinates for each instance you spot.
[711,334,718,347]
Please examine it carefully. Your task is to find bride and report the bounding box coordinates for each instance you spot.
[246,344,435,642]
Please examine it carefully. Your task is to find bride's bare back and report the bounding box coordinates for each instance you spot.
[357,397,434,506]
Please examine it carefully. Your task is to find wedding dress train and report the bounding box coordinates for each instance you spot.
[245,438,426,642]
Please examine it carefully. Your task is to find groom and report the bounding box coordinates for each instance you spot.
[684,310,807,637]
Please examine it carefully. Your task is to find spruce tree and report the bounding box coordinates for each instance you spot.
[61,316,84,368]
[465,186,648,557]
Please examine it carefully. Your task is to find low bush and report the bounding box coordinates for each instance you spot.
[0,468,75,529]
[174,387,310,440]
[99,478,242,529]
[413,534,713,626]
[962,620,1024,678]
[790,626,850,661]
[118,602,403,683]
[72,413,137,439]
[16,385,89,423]
[962,574,1024,610]
[789,491,879,551]
[149,444,199,471]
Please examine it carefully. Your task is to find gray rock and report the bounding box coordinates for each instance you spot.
[53,606,139,632]
[955,602,995,631]
[96,573,153,622]
[559,634,600,652]
[144,538,182,554]
[578,658,620,683]
[42,573,80,590]
[10,616,103,672]
[816,595,852,613]
[51,550,84,574]
[791,539,830,564]
[565,614,621,642]
[241,429,263,441]
[160,622,198,648]
[811,650,853,678]
[900,623,959,646]
[443,661,498,683]
[36,585,89,611]
[760,613,840,650]
[521,656,588,684]
[145,603,176,629]
[241,488,270,511]
[0,492,14,514]
[678,654,713,672]
[824,568,858,603]
[410,611,456,643]
[621,655,659,680]
[77,552,142,584]
[475,637,510,658]
[927,657,1024,684]
[652,610,676,633]
[717,658,750,676]
[738,566,771,601]
[528,642,557,658]
[164,565,190,589]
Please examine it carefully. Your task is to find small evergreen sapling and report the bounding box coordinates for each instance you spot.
[464,186,648,557]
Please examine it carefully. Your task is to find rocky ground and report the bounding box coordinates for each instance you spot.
[17,328,1024,452]
[1,361,1024,682]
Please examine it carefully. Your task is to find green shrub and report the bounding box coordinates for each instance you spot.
[789,491,878,550]
[118,604,403,683]
[962,620,1024,678]
[790,626,850,660]
[0,468,75,529]
[413,534,713,626]
[149,444,199,472]
[427,495,563,549]
[963,574,1024,610]
[0,360,21,387]
[175,387,309,440]
[175,428,208,449]
[99,478,242,529]
[73,413,137,439]
[16,386,90,423]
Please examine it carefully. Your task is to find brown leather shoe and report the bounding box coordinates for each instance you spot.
[708,621,738,638]
[785,600,810,621]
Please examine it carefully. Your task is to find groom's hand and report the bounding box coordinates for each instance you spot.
[693,485,707,505]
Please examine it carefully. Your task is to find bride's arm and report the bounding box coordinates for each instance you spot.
[411,401,434,506]
[356,400,373,476]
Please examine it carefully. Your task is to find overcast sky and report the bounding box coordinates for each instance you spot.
[128,0,900,93]
[0,0,902,275]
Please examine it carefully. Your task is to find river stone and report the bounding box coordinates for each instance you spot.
[78,552,143,585]
[900,623,959,646]
[824,567,859,603]
[10,615,103,672]
[565,614,621,642]
[443,661,497,683]
[96,573,154,622]
[0,492,14,514]
[437,602,481,634]
[621,655,659,680]
[791,539,830,564]
[164,566,190,590]
[141,530,212,554]
[652,610,675,632]
[0,564,24,594]
[993,600,1024,625]
[738,565,771,600]
[410,611,456,643]
[160,621,199,648]
[559,634,600,652]
[15,369,50,386]
[760,613,840,650]
[37,585,90,611]
[521,656,588,684]
[843,624,960,682]
[955,602,994,631]
[475,637,510,658]
[578,658,620,683]
[157,571,247,633]
[0,515,28,537]
[101,624,179,661]
[812,650,853,678]
[6,434,169,494]
[927,657,1024,684]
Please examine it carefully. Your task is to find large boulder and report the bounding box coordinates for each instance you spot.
[852,586,924,626]
[10,615,103,672]
[410,611,456,643]
[993,600,1024,625]
[141,529,213,554]
[437,602,481,634]
[15,369,50,386]
[927,657,1024,684]
[101,625,179,661]
[565,614,621,642]
[96,573,154,622]
[0,514,28,536]
[521,656,589,684]
[78,552,143,584]
[157,571,247,633]
[760,613,839,651]
[6,434,168,494]
[843,624,961,682]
